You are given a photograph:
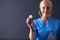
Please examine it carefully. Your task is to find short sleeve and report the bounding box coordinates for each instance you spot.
[33,20,37,32]
[56,21,60,40]
[33,20,39,40]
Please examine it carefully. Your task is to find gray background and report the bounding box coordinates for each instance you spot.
[0,0,60,39]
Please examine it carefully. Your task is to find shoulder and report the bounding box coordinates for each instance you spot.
[50,17,60,23]
[51,17,60,26]
[33,18,41,23]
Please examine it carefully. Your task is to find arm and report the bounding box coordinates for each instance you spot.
[26,18,35,40]
[29,27,35,40]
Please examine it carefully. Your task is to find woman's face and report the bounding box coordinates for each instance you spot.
[40,1,52,18]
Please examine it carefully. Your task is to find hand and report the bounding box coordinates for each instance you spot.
[26,18,34,29]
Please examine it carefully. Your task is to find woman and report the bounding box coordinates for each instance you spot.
[26,0,60,40]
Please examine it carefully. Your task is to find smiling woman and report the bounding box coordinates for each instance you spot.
[26,0,60,40]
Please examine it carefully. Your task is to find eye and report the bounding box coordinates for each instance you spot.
[43,7,45,9]
[47,6,50,9]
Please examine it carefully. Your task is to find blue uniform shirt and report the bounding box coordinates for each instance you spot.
[33,17,60,40]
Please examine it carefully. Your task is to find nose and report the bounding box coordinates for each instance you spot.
[45,7,48,12]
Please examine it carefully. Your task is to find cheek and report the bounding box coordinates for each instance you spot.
[40,9,44,13]
[48,9,51,13]
[47,8,52,13]
[42,10,44,13]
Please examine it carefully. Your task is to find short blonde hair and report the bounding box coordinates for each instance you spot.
[39,0,53,8]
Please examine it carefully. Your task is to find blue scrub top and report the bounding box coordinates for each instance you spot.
[33,17,60,40]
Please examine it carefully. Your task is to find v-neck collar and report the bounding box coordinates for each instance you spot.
[37,17,53,30]
[39,17,52,26]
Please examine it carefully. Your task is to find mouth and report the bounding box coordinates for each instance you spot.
[45,12,49,14]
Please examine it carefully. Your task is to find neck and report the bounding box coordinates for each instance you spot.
[41,16,50,22]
